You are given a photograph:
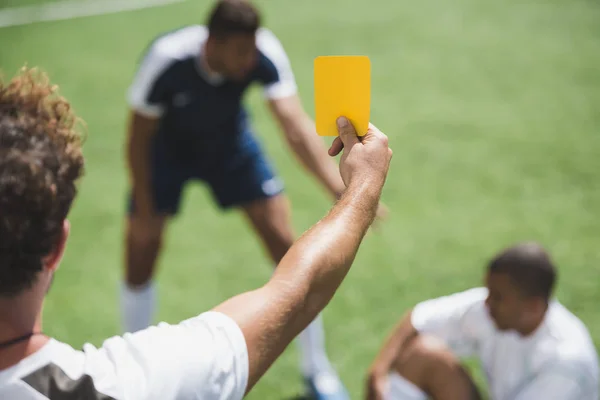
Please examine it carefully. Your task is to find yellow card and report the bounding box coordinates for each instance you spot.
[314,55,371,136]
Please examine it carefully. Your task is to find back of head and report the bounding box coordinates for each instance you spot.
[0,67,85,297]
[207,0,260,39]
[488,242,557,301]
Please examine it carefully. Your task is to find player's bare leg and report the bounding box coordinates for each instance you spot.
[388,335,482,400]
[242,193,295,264]
[242,194,349,400]
[121,214,168,333]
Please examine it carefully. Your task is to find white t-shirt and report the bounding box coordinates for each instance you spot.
[411,287,599,400]
[0,311,248,400]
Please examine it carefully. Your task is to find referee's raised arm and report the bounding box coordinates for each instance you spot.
[0,61,392,400]
[213,117,393,394]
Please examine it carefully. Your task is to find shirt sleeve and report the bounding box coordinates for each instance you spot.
[512,366,588,400]
[410,287,488,357]
[94,311,249,400]
[127,43,176,118]
[255,29,298,100]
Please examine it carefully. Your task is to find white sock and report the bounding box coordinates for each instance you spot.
[121,281,156,333]
[297,314,334,377]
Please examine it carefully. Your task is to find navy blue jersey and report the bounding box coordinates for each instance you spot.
[127,25,297,165]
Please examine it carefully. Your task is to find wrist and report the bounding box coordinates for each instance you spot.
[345,176,384,202]
[337,179,383,222]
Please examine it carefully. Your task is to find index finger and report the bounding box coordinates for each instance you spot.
[365,123,385,139]
[328,136,344,157]
[361,122,389,147]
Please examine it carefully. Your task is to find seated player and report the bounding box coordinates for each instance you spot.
[121,1,386,398]
[366,242,599,400]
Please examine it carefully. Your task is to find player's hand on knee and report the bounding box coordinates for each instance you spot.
[329,116,393,189]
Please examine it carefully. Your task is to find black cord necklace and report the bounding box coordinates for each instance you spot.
[0,332,44,350]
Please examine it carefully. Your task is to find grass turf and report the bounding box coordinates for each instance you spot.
[1,0,599,398]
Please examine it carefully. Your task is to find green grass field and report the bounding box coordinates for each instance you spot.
[1,0,599,398]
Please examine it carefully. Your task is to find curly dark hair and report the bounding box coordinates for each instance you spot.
[0,66,85,297]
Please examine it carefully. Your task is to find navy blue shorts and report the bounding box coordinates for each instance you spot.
[128,131,284,215]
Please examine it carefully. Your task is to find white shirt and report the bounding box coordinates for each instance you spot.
[0,311,248,400]
[411,287,599,400]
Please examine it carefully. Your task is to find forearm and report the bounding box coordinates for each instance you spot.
[214,178,383,392]
[285,117,346,198]
[272,178,382,313]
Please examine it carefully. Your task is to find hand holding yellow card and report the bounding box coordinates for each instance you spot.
[314,55,371,137]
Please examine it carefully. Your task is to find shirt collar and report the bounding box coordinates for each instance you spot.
[196,44,225,86]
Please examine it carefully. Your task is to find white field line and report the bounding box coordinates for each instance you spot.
[0,0,185,29]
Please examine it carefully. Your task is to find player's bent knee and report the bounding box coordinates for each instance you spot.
[392,335,450,390]
[394,335,460,393]
[395,336,481,400]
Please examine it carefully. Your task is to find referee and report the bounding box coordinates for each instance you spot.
[0,66,393,400]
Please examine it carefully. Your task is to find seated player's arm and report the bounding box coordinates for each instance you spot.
[268,94,346,200]
[367,309,419,378]
[126,110,159,214]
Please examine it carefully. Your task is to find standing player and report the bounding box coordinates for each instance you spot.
[122,1,385,398]
[365,242,599,400]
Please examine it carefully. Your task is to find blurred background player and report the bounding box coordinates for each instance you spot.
[365,242,599,400]
[121,1,385,398]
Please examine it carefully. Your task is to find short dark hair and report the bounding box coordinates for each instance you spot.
[488,242,557,301]
[0,66,85,297]
[207,0,260,39]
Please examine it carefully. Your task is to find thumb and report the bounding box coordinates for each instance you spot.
[336,116,360,148]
